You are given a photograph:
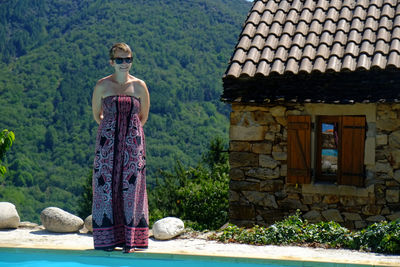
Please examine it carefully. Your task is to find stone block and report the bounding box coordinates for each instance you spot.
[259,155,278,168]
[253,111,275,125]
[252,142,272,154]
[366,122,376,136]
[278,198,308,211]
[229,168,244,180]
[386,189,399,203]
[389,130,400,149]
[230,126,267,141]
[260,180,284,192]
[376,134,388,146]
[302,194,313,205]
[280,164,287,176]
[242,191,278,208]
[229,152,258,168]
[342,212,362,221]
[322,209,344,222]
[386,180,400,186]
[229,204,256,220]
[272,151,287,161]
[264,132,275,141]
[230,180,259,191]
[355,220,367,229]
[229,190,240,202]
[269,124,281,133]
[376,119,400,131]
[375,161,393,174]
[364,137,375,165]
[230,141,251,152]
[272,144,283,152]
[275,116,287,126]
[366,215,386,222]
[245,167,280,180]
[303,210,322,223]
[389,149,400,169]
[362,205,382,215]
[323,195,340,204]
[387,212,400,221]
[395,170,400,183]
[232,104,269,112]
[270,106,286,117]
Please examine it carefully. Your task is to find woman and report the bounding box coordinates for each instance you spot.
[91,43,150,253]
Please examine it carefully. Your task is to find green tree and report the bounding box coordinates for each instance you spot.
[0,129,15,179]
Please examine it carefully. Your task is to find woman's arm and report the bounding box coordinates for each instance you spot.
[136,80,150,126]
[92,82,105,125]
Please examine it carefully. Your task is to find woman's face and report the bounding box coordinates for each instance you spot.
[110,49,132,73]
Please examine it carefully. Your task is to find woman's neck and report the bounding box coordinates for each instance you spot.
[112,72,129,85]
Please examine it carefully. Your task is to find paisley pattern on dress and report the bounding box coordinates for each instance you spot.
[92,95,148,250]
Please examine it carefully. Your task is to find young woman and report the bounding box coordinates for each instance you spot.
[91,43,150,253]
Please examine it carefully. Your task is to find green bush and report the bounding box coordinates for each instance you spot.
[215,211,399,255]
[349,219,400,254]
[0,129,15,178]
[148,137,229,230]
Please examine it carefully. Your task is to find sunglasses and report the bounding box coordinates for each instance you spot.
[113,57,132,64]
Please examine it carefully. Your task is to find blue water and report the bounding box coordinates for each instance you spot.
[321,149,338,157]
[0,250,286,267]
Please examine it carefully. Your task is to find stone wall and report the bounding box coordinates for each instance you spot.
[229,103,400,229]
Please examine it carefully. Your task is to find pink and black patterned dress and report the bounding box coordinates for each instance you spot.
[92,95,148,250]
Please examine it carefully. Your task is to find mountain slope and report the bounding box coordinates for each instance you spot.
[0,0,251,222]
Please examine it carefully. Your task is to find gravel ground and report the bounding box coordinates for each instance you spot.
[0,225,399,266]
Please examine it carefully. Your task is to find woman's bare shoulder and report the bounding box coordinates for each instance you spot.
[96,75,113,87]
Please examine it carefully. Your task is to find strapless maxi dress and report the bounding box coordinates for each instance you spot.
[92,95,148,250]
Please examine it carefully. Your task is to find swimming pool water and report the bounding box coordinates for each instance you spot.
[0,249,287,267]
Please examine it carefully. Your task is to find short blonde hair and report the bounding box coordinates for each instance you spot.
[109,43,132,59]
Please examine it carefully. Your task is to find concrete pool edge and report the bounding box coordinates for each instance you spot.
[0,228,399,266]
[0,246,398,267]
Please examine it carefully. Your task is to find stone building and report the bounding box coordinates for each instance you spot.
[222,0,400,229]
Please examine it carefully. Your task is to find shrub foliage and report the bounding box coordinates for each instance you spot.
[148,137,229,230]
[214,211,400,255]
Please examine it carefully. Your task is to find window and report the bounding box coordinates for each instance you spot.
[287,115,366,187]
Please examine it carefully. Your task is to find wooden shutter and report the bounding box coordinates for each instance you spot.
[287,116,311,184]
[339,116,366,187]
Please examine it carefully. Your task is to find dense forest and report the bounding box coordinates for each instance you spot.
[0,0,251,222]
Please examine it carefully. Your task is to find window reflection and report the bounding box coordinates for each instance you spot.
[321,123,338,175]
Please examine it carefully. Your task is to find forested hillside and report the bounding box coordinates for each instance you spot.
[0,0,250,222]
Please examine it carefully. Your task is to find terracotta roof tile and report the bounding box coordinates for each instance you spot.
[278,33,292,49]
[330,0,343,10]
[260,47,275,62]
[335,19,349,33]
[320,31,334,45]
[388,51,400,67]
[288,45,300,59]
[224,0,400,79]
[313,57,327,72]
[357,53,371,69]
[353,6,367,20]
[261,10,274,25]
[316,0,330,11]
[326,8,340,21]
[255,23,269,38]
[285,58,300,73]
[247,11,261,25]
[360,40,375,56]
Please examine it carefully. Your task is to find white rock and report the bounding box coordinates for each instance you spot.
[0,202,20,229]
[40,207,83,233]
[152,217,184,240]
[84,215,93,232]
